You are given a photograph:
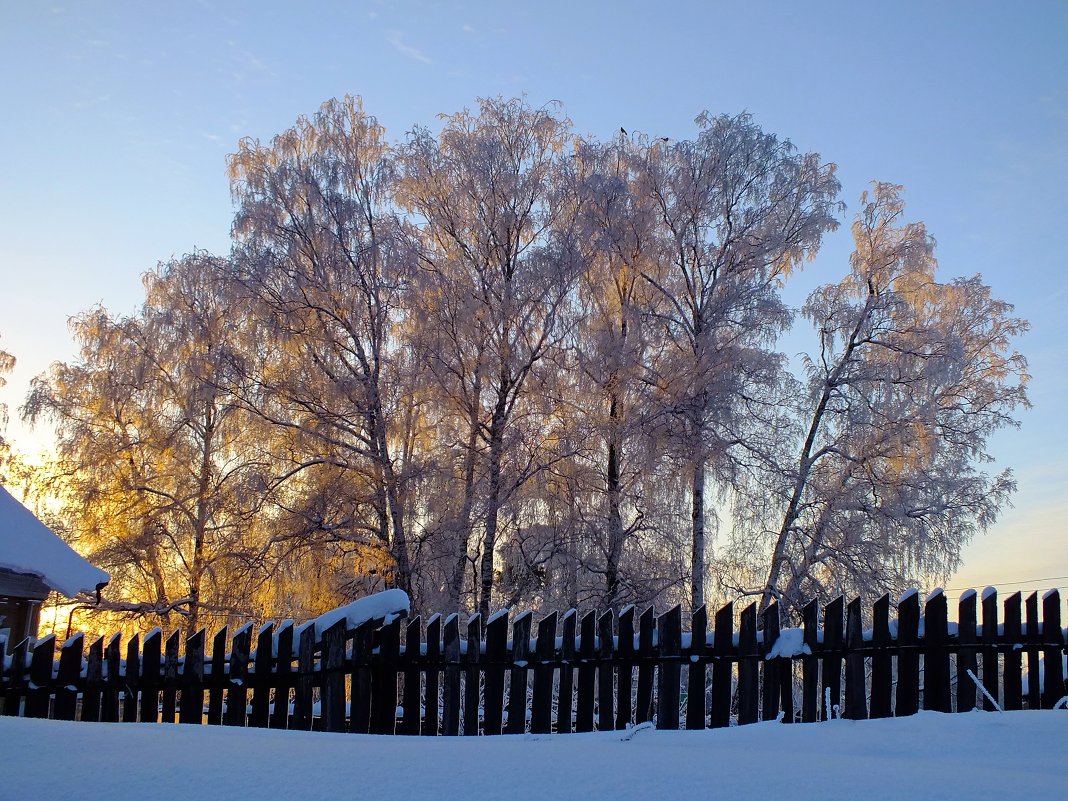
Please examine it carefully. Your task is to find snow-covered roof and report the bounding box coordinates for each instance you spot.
[0,483,109,598]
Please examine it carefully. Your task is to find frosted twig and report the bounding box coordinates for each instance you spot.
[1054,696,1068,710]
[620,721,654,741]
[966,669,1002,712]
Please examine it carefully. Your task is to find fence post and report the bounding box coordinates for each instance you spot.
[737,603,758,725]
[1002,593,1023,710]
[656,605,681,730]
[180,629,205,724]
[442,614,462,735]
[122,634,140,722]
[530,611,557,734]
[83,636,104,722]
[102,633,122,723]
[249,622,274,728]
[1041,589,1064,709]
[558,610,577,733]
[576,611,596,732]
[844,598,867,720]
[483,610,508,735]
[371,616,401,735]
[801,600,819,722]
[956,591,978,713]
[923,590,951,712]
[55,633,83,721]
[506,611,533,734]
[25,635,55,719]
[463,614,482,736]
[981,588,999,711]
[423,614,441,736]
[761,603,781,722]
[140,630,162,724]
[207,627,226,725]
[597,610,615,731]
[321,618,347,733]
[224,624,252,727]
[400,616,422,736]
[686,605,707,729]
[710,602,733,728]
[1025,592,1041,709]
[896,591,920,717]
[615,606,635,729]
[161,630,180,723]
[269,622,294,730]
[292,623,315,731]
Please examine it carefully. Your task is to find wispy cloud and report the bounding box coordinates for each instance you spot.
[385,30,430,64]
[462,23,475,33]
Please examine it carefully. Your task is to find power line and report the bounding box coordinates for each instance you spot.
[942,575,1068,593]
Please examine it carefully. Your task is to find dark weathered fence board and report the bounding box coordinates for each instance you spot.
[83,636,103,723]
[249,623,274,728]
[422,615,441,736]
[575,611,596,732]
[801,600,819,722]
[321,618,347,733]
[924,591,951,713]
[140,630,161,724]
[1040,590,1064,709]
[1025,592,1041,709]
[506,611,532,735]
[54,633,82,721]
[870,594,892,719]
[686,606,707,730]
[292,624,314,731]
[483,611,508,736]
[122,634,140,723]
[462,614,481,736]
[558,610,577,734]
[26,635,55,719]
[531,612,556,735]
[400,616,422,736]
[442,614,462,736]
[956,592,978,713]
[224,625,251,727]
[656,606,681,730]
[761,604,781,722]
[161,630,180,723]
[737,603,758,725]
[822,597,844,720]
[207,628,226,725]
[348,620,372,733]
[635,607,655,725]
[1002,593,1023,711]
[711,602,733,729]
[102,633,122,723]
[597,610,615,731]
[269,623,293,730]
[981,589,999,711]
[844,599,866,720]
[371,616,401,735]
[180,630,205,724]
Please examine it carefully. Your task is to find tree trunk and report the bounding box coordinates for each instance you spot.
[478,403,507,619]
[691,458,705,611]
[604,392,624,608]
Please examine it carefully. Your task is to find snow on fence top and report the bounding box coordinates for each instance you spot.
[303,589,410,642]
[0,483,110,598]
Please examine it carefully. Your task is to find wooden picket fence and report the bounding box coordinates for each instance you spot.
[1,588,1065,733]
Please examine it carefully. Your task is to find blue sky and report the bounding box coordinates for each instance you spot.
[1,1,1065,598]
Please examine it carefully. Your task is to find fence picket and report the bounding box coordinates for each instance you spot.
[321,618,347,733]
[371,616,401,735]
[923,591,951,713]
[737,603,758,725]
[896,592,920,717]
[615,606,634,729]
[442,614,461,736]
[423,615,441,736]
[761,604,780,722]
[844,599,866,720]
[1025,592,1040,709]
[1002,593,1023,711]
[55,633,83,721]
[711,602,733,729]
[161,630,180,723]
[801,600,819,722]
[463,614,481,736]
[576,611,596,732]
[269,623,293,730]
[656,605,681,730]
[1040,589,1064,709]
[140,630,161,724]
[956,592,978,713]
[634,607,655,724]
[483,611,508,736]
[293,624,315,731]
[686,606,707,730]
[558,610,577,734]
[83,636,103,723]
[400,616,422,736]
[207,628,226,725]
[122,634,140,723]
[180,630,205,724]
[530,612,556,734]
[249,623,274,728]
[597,610,615,731]
[981,589,999,711]
[506,611,533,734]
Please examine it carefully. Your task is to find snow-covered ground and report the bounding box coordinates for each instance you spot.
[2,711,1064,801]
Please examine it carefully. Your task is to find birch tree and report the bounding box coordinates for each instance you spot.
[25,254,275,635]
[640,112,841,609]
[757,183,1030,611]
[226,96,418,596]
[398,97,578,616]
